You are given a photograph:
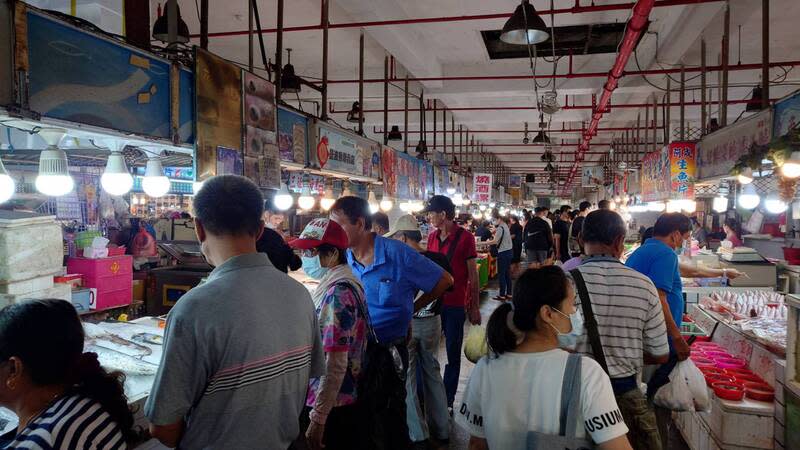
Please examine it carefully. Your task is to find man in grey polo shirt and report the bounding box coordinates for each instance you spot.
[145,175,324,449]
[571,210,669,450]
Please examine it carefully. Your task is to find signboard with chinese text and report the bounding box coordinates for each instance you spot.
[277,107,309,165]
[380,147,432,200]
[310,121,381,178]
[668,142,697,200]
[473,173,493,204]
[640,147,670,202]
[773,90,800,138]
[697,109,772,180]
[288,172,325,194]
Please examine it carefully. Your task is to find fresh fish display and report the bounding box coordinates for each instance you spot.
[86,345,159,376]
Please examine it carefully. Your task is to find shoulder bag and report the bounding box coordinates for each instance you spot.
[569,269,609,375]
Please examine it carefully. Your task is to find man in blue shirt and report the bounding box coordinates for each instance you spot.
[330,196,453,448]
[625,213,692,363]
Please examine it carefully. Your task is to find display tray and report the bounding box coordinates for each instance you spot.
[694,304,787,357]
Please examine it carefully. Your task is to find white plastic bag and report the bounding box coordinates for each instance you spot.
[464,325,488,363]
[653,360,710,412]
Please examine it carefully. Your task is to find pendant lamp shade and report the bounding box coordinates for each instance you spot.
[387,126,403,141]
[152,2,190,44]
[500,0,550,46]
[281,49,302,94]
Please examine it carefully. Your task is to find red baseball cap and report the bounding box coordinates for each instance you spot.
[288,218,349,250]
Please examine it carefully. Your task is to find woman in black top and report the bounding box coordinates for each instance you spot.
[256,226,302,273]
[509,216,524,271]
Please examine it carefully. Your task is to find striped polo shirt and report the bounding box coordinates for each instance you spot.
[1,394,125,449]
[572,256,670,379]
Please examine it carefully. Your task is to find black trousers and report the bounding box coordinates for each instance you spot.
[296,403,369,450]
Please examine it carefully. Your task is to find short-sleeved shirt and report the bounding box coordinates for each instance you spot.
[571,216,586,239]
[144,253,324,450]
[553,219,570,258]
[626,238,684,326]
[347,235,445,343]
[428,224,478,308]
[495,222,513,253]
[415,251,453,318]
[0,394,125,449]
[573,256,670,378]
[307,281,368,408]
[456,349,628,448]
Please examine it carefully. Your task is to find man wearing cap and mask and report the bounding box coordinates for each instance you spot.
[386,215,452,447]
[424,195,481,413]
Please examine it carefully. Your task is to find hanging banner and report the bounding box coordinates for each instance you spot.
[473,173,493,204]
[640,147,670,202]
[668,142,697,200]
[394,151,433,200]
[432,152,449,195]
[697,109,772,180]
[277,107,309,165]
[773,91,800,138]
[311,121,381,178]
[287,173,325,194]
[509,175,522,189]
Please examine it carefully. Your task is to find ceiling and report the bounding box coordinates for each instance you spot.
[144,0,800,194]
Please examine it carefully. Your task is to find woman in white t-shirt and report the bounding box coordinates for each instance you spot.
[456,266,632,450]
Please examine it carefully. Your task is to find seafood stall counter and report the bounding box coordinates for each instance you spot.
[0,317,165,435]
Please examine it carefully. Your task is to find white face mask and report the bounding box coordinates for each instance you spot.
[548,307,585,350]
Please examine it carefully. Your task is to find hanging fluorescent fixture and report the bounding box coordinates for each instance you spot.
[500,0,550,45]
[142,157,170,198]
[274,182,294,211]
[738,184,760,209]
[35,128,74,197]
[0,157,15,204]
[101,151,134,196]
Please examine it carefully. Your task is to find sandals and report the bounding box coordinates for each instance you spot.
[493,296,506,301]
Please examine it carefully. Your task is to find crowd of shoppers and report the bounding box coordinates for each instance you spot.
[2,184,747,450]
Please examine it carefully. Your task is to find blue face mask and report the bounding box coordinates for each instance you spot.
[549,307,585,350]
[302,255,329,280]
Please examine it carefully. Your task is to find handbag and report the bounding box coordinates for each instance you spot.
[490,225,504,257]
[569,269,609,374]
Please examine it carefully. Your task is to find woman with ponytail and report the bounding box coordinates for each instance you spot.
[456,267,633,450]
[0,299,135,449]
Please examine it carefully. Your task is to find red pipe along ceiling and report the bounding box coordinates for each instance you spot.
[563,0,656,193]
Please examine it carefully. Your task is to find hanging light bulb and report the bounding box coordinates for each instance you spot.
[193,181,205,194]
[35,128,74,197]
[411,201,425,213]
[713,195,729,213]
[452,193,464,207]
[666,200,681,213]
[738,184,760,209]
[142,157,170,198]
[380,194,393,212]
[298,184,315,210]
[737,167,754,184]
[648,202,666,212]
[320,185,336,211]
[479,204,487,211]
[368,190,379,213]
[681,199,697,213]
[274,182,294,211]
[341,183,353,197]
[0,157,15,204]
[101,151,134,196]
[765,196,788,214]
[472,210,482,219]
[609,201,617,210]
[447,186,456,195]
[462,196,471,206]
[399,201,410,213]
[489,202,496,208]
[483,211,492,221]
[781,152,800,179]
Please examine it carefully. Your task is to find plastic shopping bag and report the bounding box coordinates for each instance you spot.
[464,325,488,363]
[653,360,710,412]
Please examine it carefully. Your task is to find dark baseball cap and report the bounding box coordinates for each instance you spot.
[423,195,455,215]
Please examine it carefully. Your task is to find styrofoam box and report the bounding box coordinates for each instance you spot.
[0,283,71,308]
[703,393,774,449]
[0,217,62,284]
[0,275,54,295]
